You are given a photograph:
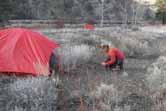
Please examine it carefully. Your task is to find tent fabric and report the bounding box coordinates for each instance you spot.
[84,24,94,30]
[0,28,59,76]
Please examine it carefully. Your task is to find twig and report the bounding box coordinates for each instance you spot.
[79,96,84,111]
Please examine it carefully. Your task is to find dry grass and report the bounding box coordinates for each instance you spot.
[1,27,166,111]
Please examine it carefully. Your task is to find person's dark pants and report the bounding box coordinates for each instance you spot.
[49,53,58,73]
[105,58,124,70]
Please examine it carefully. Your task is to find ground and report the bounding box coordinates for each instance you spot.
[1,26,166,111]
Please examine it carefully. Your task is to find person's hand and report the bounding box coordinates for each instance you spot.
[101,62,106,66]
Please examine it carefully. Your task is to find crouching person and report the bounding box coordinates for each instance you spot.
[101,45,125,70]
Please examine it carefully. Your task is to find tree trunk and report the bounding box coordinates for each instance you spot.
[100,1,104,27]
[163,13,166,24]
[162,13,164,24]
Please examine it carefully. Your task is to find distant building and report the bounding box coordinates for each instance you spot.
[135,0,156,5]
[135,0,157,11]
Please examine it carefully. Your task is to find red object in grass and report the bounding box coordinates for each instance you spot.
[84,24,94,30]
[0,28,59,76]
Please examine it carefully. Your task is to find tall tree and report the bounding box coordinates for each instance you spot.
[0,0,13,26]
[156,0,166,24]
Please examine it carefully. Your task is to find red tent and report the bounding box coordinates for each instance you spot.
[0,28,59,76]
[84,23,94,30]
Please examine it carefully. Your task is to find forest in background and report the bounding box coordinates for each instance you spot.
[0,0,155,24]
